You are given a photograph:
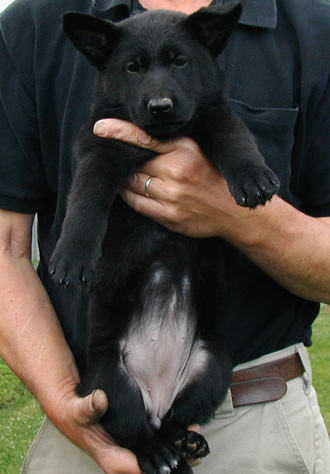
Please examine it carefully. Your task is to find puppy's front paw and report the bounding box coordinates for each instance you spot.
[227,164,280,209]
[49,240,100,287]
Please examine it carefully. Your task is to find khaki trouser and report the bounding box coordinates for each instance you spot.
[21,344,330,474]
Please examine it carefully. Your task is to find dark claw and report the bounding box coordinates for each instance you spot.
[168,457,179,470]
[155,459,171,474]
[239,196,247,206]
[134,438,182,474]
[172,430,209,461]
[160,446,179,469]
[59,278,69,288]
[186,442,197,453]
[226,163,280,210]
[185,431,210,459]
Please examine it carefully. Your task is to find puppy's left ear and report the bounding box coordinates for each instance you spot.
[62,12,120,70]
[183,2,242,58]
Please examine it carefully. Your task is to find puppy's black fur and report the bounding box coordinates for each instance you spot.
[50,4,280,473]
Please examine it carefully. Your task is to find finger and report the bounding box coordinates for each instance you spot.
[93,118,178,154]
[97,446,142,474]
[190,457,204,468]
[89,389,109,419]
[187,424,201,434]
[124,172,166,200]
[73,389,109,426]
[139,138,204,181]
[120,186,166,223]
[124,172,153,196]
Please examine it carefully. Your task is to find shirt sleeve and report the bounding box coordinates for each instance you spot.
[298,76,330,218]
[0,24,49,214]
[291,5,330,219]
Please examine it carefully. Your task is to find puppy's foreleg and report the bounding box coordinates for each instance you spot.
[49,151,120,286]
[208,107,280,208]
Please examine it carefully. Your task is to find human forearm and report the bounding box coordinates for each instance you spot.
[0,245,80,419]
[218,196,330,304]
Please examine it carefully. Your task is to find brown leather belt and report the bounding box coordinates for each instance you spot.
[230,353,305,407]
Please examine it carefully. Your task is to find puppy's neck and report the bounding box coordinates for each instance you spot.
[139,0,213,14]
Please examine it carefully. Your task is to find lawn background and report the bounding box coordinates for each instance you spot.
[0,304,329,474]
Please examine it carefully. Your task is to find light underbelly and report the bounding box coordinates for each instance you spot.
[119,269,209,428]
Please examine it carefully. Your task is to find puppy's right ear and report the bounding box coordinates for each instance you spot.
[62,12,120,70]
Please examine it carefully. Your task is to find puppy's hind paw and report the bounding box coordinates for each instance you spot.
[134,438,182,474]
[174,430,210,461]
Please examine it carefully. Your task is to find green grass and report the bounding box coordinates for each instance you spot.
[309,304,330,431]
[0,361,44,474]
[0,305,329,473]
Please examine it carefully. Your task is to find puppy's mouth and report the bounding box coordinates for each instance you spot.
[141,121,188,139]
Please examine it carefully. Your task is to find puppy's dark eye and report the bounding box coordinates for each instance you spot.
[174,56,187,67]
[126,62,140,73]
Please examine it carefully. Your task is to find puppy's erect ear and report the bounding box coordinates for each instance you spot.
[183,2,242,58]
[62,12,120,70]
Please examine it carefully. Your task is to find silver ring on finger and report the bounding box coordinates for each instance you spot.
[144,176,152,198]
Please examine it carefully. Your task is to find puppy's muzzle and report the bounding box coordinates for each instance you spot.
[148,97,173,116]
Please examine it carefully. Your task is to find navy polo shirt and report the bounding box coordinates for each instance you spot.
[0,0,329,371]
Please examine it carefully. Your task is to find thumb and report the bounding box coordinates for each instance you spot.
[72,389,109,426]
[93,118,177,154]
[188,424,201,434]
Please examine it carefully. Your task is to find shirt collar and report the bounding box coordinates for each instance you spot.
[236,0,277,29]
[93,0,277,29]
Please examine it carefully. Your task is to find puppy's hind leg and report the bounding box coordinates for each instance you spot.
[77,354,155,449]
[158,339,232,466]
[78,353,185,474]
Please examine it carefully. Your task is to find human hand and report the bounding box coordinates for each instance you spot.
[53,387,203,473]
[52,388,141,474]
[93,119,250,239]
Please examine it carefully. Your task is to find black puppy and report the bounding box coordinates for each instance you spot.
[50,4,280,473]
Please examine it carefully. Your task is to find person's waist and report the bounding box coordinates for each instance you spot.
[230,347,306,408]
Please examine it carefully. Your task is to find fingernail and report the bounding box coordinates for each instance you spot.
[138,130,153,145]
[93,121,107,137]
[126,174,137,189]
[90,389,98,410]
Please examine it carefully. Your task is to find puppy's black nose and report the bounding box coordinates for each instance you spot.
[148,98,173,115]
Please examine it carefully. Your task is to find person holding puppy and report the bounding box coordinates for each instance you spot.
[0,0,330,473]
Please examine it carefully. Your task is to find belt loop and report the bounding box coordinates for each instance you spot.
[214,389,234,419]
[295,343,312,392]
